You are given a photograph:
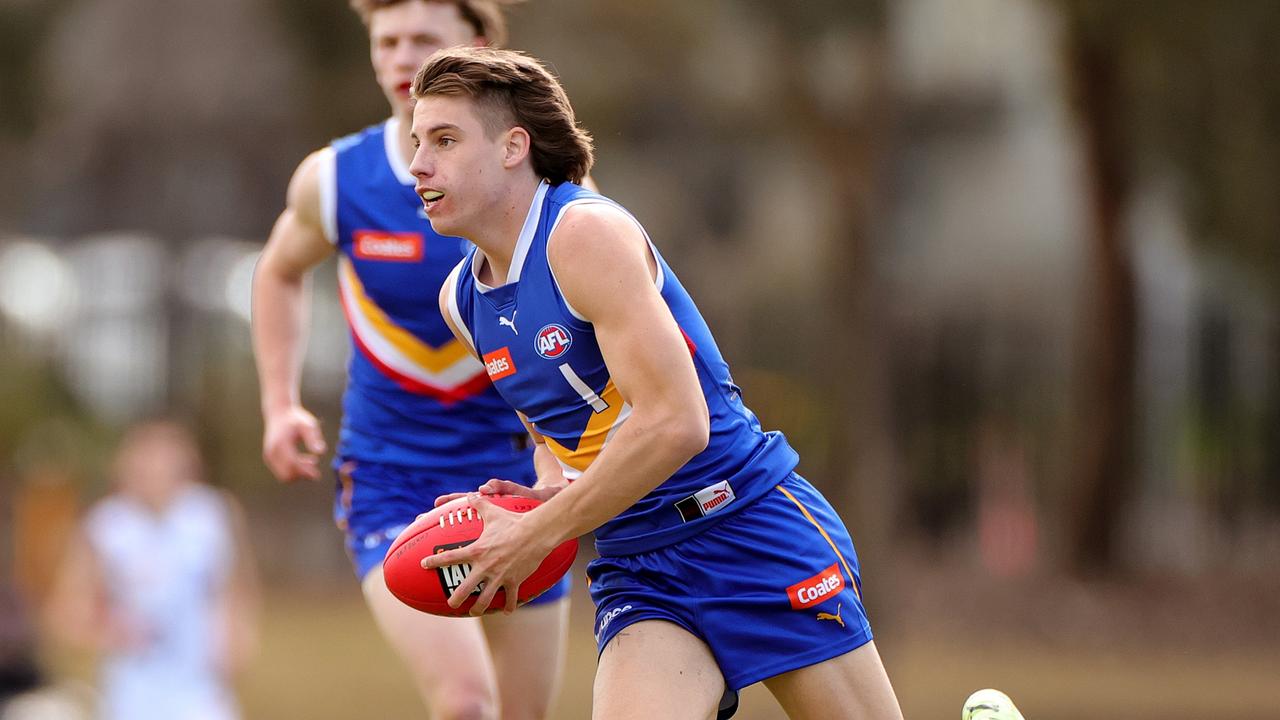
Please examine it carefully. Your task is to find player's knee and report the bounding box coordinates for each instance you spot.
[500,697,552,720]
[429,694,499,720]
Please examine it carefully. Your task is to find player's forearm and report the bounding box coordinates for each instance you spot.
[251,266,311,416]
[524,406,708,545]
[530,441,567,490]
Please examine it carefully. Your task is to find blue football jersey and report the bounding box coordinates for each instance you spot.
[448,180,799,555]
[325,118,526,471]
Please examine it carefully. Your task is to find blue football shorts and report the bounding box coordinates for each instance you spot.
[333,455,571,605]
[587,472,873,690]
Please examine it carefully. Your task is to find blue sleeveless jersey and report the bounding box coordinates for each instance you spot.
[448,181,799,555]
[328,118,525,471]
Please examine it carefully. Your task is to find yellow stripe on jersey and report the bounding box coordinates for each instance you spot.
[543,380,626,472]
[777,485,861,600]
[340,258,472,372]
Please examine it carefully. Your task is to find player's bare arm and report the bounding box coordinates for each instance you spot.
[529,202,709,531]
[214,491,262,677]
[45,528,145,654]
[425,202,708,614]
[525,420,570,491]
[252,148,336,482]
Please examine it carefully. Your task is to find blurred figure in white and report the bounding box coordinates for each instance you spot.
[44,420,259,720]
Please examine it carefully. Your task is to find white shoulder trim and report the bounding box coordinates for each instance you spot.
[443,259,477,354]
[547,198,664,322]
[383,116,416,186]
[316,147,338,245]
[507,180,550,284]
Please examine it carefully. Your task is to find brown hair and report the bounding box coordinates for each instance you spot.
[411,46,594,185]
[348,0,522,47]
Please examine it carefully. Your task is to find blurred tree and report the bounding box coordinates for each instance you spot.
[1059,0,1138,575]
[0,0,74,227]
[1057,0,1280,573]
[24,0,306,239]
[742,0,899,565]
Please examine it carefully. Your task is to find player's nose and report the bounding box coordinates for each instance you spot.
[393,42,421,70]
[409,150,433,180]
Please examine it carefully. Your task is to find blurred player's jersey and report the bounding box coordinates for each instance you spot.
[324,118,525,471]
[85,486,239,720]
[448,180,799,555]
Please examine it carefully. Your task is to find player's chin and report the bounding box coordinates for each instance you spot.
[424,212,457,237]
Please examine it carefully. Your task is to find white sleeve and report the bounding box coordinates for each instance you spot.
[316,147,338,245]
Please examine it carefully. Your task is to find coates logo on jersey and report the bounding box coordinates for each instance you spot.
[483,347,517,381]
[786,564,845,610]
[535,324,573,359]
[353,230,424,262]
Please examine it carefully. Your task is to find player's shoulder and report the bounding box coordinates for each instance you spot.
[84,494,132,525]
[332,120,387,153]
[288,146,334,198]
[294,119,384,184]
[282,145,338,230]
[548,193,645,263]
[81,495,141,548]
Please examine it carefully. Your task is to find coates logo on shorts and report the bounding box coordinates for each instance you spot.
[353,230,423,262]
[786,563,845,610]
[535,323,573,359]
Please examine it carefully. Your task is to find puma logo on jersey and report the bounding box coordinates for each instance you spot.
[816,603,845,628]
[483,347,517,381]
[787,563,845,609]
[498,311,518,335]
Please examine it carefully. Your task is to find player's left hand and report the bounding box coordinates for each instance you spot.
[432,477,563,508]
[419,492,554,615]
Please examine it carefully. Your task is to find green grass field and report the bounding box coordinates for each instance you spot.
[233,567,1280,720]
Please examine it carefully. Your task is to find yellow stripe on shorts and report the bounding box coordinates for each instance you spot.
[776,485,861,600]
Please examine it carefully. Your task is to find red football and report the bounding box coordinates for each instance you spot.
[382,494,577,616]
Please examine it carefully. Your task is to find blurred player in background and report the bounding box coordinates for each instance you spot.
[411,47,903,719]
[44,420,258,720]
[251,2,569,718]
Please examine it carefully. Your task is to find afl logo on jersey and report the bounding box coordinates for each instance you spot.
[535,324,573,359]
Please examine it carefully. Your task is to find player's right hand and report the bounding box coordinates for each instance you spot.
[262,406,327,483]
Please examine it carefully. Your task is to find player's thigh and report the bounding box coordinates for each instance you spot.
[481,597,569,720]
[362,567,498,698]
[592,620,723,720]
[762,639,903,720]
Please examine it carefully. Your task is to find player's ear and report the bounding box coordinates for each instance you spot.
[502,126,530,169]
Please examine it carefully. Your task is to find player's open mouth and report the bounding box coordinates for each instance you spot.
[397,82,412,96]
[420,189,444,211]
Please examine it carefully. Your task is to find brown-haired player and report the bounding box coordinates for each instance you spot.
[414,47,905,720]
[251,4,570,719]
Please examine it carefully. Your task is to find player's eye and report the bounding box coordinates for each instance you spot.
[438,137,455,148]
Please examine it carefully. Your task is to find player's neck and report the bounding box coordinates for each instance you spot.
[471,175,542,286]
